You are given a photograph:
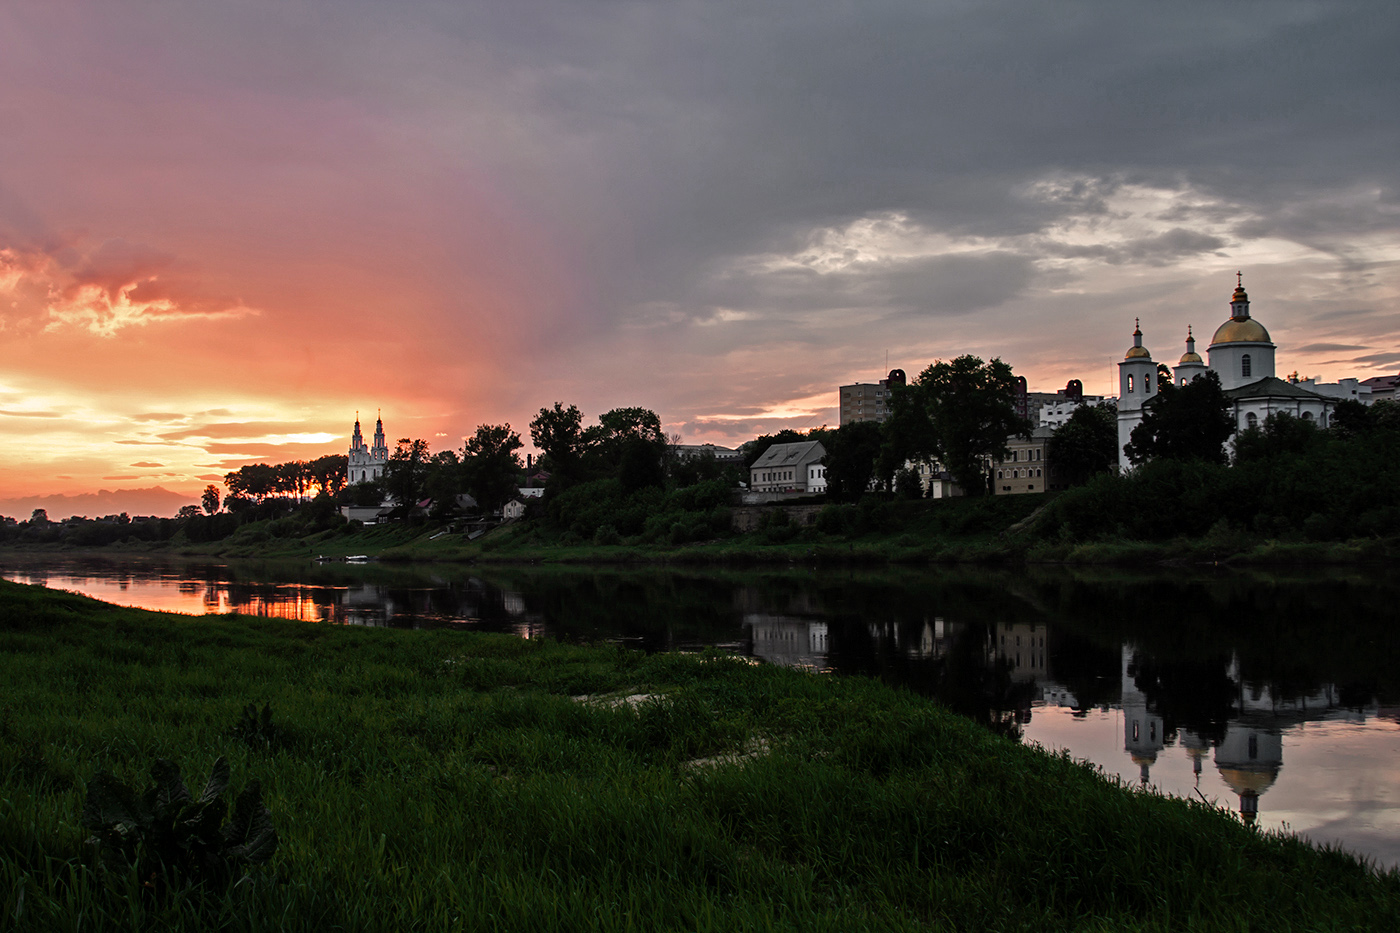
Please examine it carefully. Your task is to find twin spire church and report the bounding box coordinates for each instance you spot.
[1116,277,1349,469]
[347,413,389,485]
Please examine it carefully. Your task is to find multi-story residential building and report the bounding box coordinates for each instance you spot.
[839,368,906,424]
[991,426,1058,495]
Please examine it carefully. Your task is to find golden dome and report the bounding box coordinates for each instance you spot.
[1218,767,1278,796]
[1211,317,1271,345]
[1179,351,1203,364]
[1125,345,1151,360]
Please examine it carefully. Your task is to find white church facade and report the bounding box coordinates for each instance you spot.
[347,414,389,485]
[1116,277,1340,469]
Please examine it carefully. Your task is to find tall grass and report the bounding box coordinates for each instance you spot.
[2,579,1398,930]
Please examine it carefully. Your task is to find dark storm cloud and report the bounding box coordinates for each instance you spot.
[404,0,1399,334]
[694,251,1036,320]
[1044,229,1229,266]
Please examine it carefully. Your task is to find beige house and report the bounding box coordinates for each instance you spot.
[992,427,1058,495]
[749,440,828,494]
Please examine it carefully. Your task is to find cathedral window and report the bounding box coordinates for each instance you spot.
[1145,374,1151,392]
[1127,375,1134,392]
[1242,354,1252,378]
[1246,412,1258,430]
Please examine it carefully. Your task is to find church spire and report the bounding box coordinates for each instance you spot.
[1230,273,1250,319]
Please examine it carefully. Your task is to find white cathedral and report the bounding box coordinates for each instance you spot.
[347,413,389,485]
[1116,276,1353,469]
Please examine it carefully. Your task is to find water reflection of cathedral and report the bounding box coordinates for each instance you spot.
[1119,645,1372,825]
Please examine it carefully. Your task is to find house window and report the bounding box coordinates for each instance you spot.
[1242,354,1252,378]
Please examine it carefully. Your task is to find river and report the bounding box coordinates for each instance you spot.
[4,553,1399,870]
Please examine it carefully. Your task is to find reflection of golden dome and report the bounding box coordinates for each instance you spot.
[1130,753,1158,765]
[1219,767,1278,795]
[1125,346,1151,360]
[1179,351,1203,364]
[1211,317,1271,345]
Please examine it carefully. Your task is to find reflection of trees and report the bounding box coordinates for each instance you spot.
[1127,652,1236,747]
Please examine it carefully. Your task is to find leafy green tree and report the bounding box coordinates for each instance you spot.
[1048,402,1119,486]
[585,407,668,490]
[224,464,278,503]
[822,421,885,501]
[1330,398,1370,437]
[1124,371,1234,466]
[462,424,524,513]
[421,450,464,517]
[382,438,432,514]
[177,504,203,520]
[900,356,1031,496]
[201,484,221,515]
[878,382,938,483]
[530,403,586,485]
[894,467,924,499]
[1233,411,1323,464]
[309,454,349,498]
[276,461,312,500]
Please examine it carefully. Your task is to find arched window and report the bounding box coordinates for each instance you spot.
[1127,374,1135,392]
[1246,412,1258,430]
[1302,411,1314,422]
[1144,374,1152,392]
[1242,354,1252,378]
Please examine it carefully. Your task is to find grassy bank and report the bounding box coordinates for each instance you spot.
[3,581,1399,930]
[8,497,1400,568]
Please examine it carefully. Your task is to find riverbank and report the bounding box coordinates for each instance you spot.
[2,580,1398,931]
[9,493,1399,568]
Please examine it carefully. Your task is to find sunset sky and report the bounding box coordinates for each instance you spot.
[2,1,1397,511]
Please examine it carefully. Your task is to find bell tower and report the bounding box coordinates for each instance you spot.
[1116,320,1157,469]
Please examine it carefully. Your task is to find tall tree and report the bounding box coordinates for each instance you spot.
[822,421,885,501]
[462,424,524,512]
[579,407,668,490]
[906,356,1031,496]
[529,403,586,484]
[1124,371,1235,465]
[309,454,349,498]
[1047,402,1119,486]
[224,463,278,503]
[201,484,221,515]
[382,438,432,513]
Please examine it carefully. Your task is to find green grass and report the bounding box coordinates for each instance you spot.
[3,580,1399,930]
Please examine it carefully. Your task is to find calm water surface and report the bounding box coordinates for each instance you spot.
[5,554,1400,869]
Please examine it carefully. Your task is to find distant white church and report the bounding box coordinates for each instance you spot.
[1116,277,1361,469]
[347,413,389,485]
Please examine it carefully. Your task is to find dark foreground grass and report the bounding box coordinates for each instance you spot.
[2,580,1398,931]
